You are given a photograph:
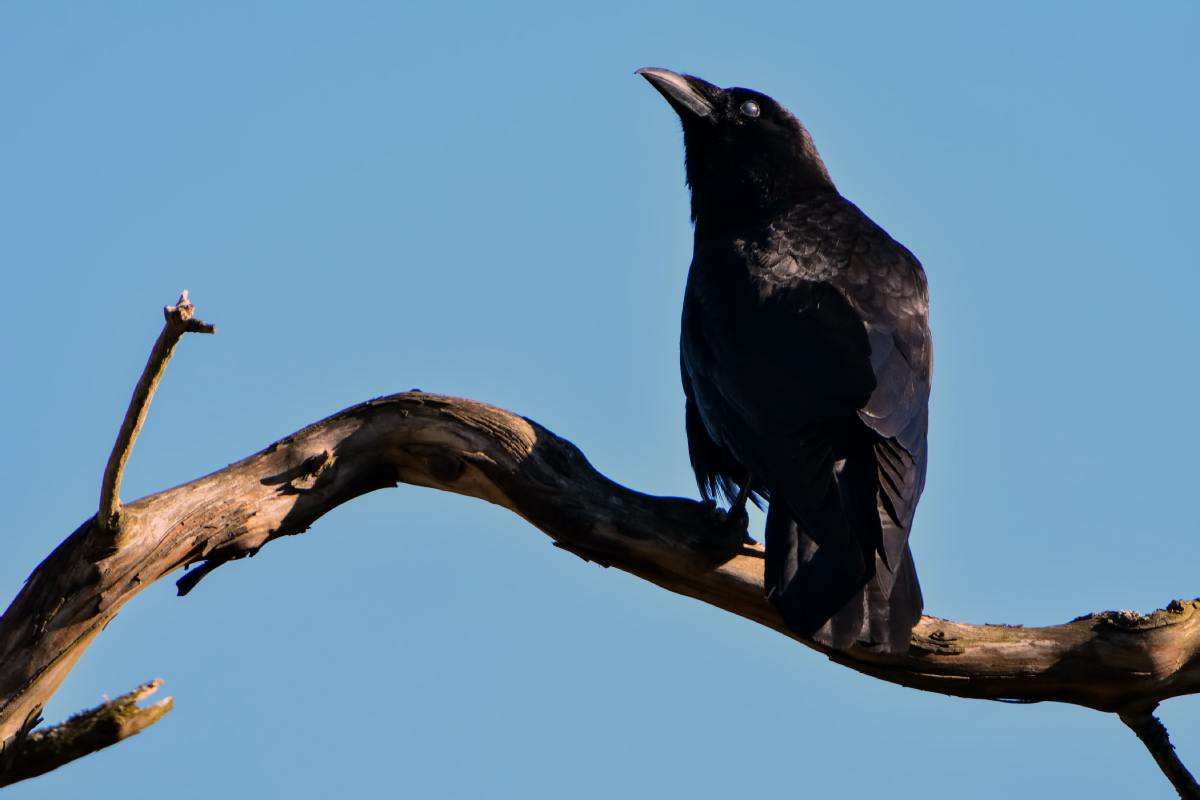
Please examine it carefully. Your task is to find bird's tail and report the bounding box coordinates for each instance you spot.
[764,506,922,654]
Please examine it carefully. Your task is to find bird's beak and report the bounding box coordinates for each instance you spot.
[637,67,717,120]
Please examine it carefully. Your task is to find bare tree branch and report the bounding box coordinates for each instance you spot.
[98,290,214,533]
[1121,707,1200,800]
[2,298,1199,791]
[0,681,172,788]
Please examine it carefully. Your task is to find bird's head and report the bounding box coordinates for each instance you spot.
[637,67,834,224]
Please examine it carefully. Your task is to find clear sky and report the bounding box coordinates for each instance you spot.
[3,1,1199,798]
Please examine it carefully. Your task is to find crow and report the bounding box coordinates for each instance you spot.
[638,68,931,653]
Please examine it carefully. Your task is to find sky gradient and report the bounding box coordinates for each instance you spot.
[3,2,1199,797]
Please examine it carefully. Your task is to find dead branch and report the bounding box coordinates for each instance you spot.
[1121,707,1200,799]
[98,290,214,533]
[2,297,1199,792]
[0,681,172,788]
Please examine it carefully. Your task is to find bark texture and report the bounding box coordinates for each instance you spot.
[2,389,1199,793]
[0,681,171,788]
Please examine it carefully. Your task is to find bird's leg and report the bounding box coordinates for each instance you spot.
[702,473,755,542]
[726,474,755,542]
[729,476,753,522]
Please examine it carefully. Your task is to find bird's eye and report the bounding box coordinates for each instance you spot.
[739,100,760,118]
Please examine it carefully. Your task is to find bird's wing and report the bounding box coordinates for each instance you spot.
[845,225,931,586]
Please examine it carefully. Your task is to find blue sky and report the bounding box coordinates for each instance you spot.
[3,1,1199,797]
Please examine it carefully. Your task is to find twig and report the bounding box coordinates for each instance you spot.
[98,291,214,532]
[0,681,172,788]
[1120,707,1200,799]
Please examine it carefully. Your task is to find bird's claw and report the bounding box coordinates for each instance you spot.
[702,499,752,542]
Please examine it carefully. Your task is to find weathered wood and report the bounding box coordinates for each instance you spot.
[98,290,214,532]
[0,681,172,788]
[3,389,1200,787]
[1121,708,1200,799]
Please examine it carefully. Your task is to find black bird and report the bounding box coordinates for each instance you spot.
[639,68,931,653]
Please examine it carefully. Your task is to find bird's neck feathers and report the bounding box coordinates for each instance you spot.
[685,126,836,229]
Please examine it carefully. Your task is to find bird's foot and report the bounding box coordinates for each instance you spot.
[701,499,754,543]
